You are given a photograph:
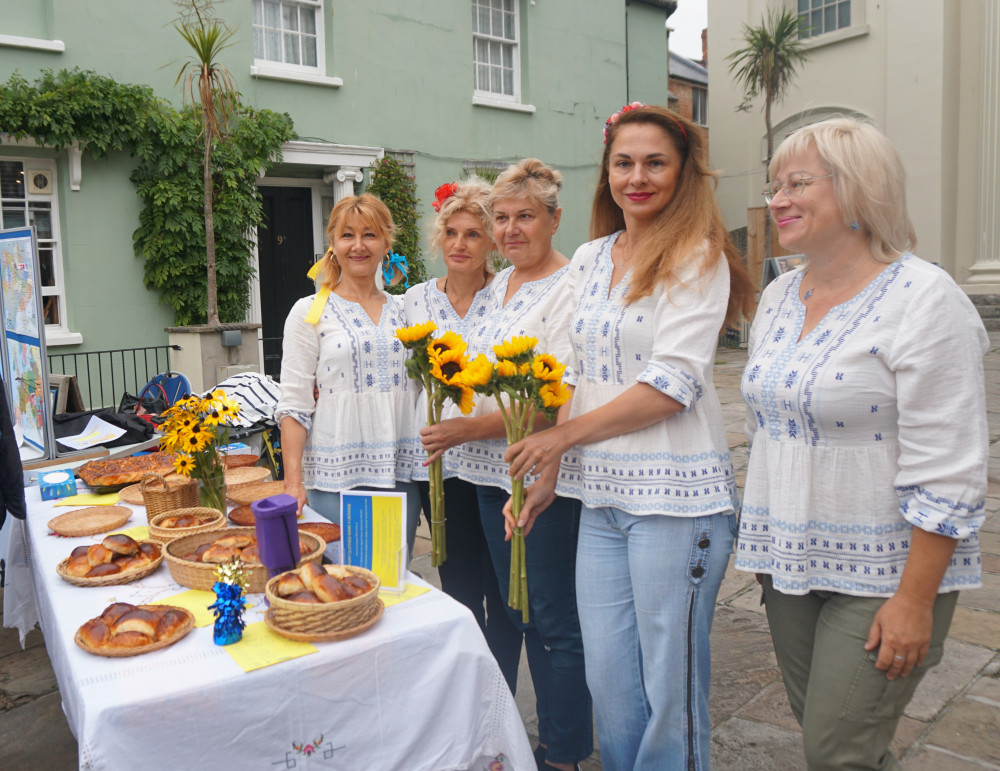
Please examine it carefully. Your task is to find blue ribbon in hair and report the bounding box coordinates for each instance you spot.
[383,252,410,288]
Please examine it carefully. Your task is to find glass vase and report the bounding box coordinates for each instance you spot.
[199,472,227,514]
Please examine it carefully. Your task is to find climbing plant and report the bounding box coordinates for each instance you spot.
[366,156,426,294]
[0,67,294,325]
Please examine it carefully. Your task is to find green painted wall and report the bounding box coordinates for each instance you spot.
[0,0,668,354]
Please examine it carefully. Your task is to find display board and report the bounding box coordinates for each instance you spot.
[0,226,53,461]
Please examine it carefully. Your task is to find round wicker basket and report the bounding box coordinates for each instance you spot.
[164,527,324,593]
[264,565,381,637]
[147,507,227,544]
[47,506,133,538]
[226,480,286,505]
[56,542,164,587]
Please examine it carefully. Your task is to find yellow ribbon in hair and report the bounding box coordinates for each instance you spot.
[304,252,331,324]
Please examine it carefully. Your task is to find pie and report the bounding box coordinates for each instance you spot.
[78,452,178,488]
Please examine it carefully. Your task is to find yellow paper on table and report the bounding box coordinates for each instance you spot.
[53,493,121,507]
[150,590,219,628]
[224,621,317,672]
[379,584,430,608]
[109,526,149,542]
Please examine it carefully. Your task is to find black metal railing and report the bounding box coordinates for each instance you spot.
[48,345,179,411]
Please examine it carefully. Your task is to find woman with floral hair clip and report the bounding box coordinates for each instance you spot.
[403,178,521,689]
[507,105,755,770]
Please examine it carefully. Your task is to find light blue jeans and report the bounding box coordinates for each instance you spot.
[576,506,737,771]
[307,481,423,563]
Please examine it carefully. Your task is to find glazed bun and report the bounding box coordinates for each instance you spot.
[103,534,140,556]
[113,609,159,638]
[299,562,325,592]
[288,591,321,604]
[87,544,114,567]
[201,545,240,564]
[215,534,253,549]
[65,555,92,577]
[85,562,122,578]
[276,572,306,597]
[313,573,350,603]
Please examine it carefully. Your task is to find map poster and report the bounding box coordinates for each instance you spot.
[0,227,53,461]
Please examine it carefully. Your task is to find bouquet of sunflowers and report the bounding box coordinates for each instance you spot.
[468,336,571,623]
[396,322,490,567]
[159,390,242,513]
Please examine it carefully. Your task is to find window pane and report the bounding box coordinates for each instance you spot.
[283,5,299,32]
[301,7,316,35]
[253,0,263,25]
[492,8,503,37]
[43,295,58,326]
[1,207,25,228]
[490,40,502,67]
[502,0,514,12]
[503,11,514,40]
[29,205,51,239]
[253,27,265,58]
[475,37,489,65]
[264,1,281,28]
[265,27,281,61]
[812,0,823,9]
[491,64,502,94]
[824,5,836,32]
[839,1,850,28]
[798,0,809,11]
[811,10,822,33]
[477,63,489,91]
[284,32,300,64]
[478,7,490,35]
[471,4,479,33]
[303,37,317,67]
[502,43,513,69]
[38,247,54,288]
[0,161,25,199]
[502,67,513,95]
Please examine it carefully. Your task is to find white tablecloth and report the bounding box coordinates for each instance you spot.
[3,488,534,771]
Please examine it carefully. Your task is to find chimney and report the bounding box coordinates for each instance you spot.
[701,28,708,65]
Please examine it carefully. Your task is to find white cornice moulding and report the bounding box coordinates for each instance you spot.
[0,34,65,53]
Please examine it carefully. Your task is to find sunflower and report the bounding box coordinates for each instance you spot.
[493,336,537,361]
[518,362,531,376]
[539,380,572,408]
[173,453,195,476]
[531,353,566,382]
[455,385,475,415]
[430,348,469,386]
[461,353,494,388]
[495,359,518,378]
[428,330,467,361]
[396,320,438,346]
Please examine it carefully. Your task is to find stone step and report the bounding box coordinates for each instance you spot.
[968,294,1000,306]
[983,317,1000,331]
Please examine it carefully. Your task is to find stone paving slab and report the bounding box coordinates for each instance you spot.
[922,697,1000,763]
[905,640,997,720]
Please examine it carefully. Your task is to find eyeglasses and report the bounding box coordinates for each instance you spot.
[762,174,833,204]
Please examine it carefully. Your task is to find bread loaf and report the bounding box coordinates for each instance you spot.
[103,533,140,556]
[77,602,190,654]
[85,562,122,578]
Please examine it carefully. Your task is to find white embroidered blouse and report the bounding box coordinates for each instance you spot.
[554,232,738,516]
[403,278,495,481]
[452,264,575,492]
[274,291,420,492]
[734,254,988,596]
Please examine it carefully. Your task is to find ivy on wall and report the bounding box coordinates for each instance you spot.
[131,105,294,325]
[0,68,295,325]
[367,156,426,294]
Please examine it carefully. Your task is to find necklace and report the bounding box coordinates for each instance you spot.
[803,288,814,301]
[443,273,489,297]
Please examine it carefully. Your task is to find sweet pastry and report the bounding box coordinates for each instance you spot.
[85,562,122,578]
[201,544,240,564]
[240,544,260,564]
[70,545,90,559]
[288,591,321,603]
[87,544,114,567]
[60,539,161,584]
[215,534,253,549]
[76,602,193,656]
[276,572,306,596]
[313,573,350,602]
[65,555,93,577]
[298,522,341,545]
[78,453,177,488]
[299,562,325,592]
[103,533,140,556]
[274,564,373,604]
[177,533,260,564]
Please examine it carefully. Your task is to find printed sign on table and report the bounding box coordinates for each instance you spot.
[340,491,407,593]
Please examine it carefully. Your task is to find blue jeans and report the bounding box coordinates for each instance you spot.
[477,485,593,765]
[576,506,736,771]
[307,481,423,563]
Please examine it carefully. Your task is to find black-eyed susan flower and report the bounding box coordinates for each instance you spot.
[181,428,210,453]
[173,453,195,476]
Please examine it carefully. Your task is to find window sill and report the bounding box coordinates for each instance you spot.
[472,95,536,114]
[45,329,83,347]
[250,65,342,88]
[800,24,870,51]
[0,34,65,53]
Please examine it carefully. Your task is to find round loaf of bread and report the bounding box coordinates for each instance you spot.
[70,545,90,559]
[103,533,140,556]
[154,609,188,640]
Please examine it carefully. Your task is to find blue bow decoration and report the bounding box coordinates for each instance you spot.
[383,252,410,289]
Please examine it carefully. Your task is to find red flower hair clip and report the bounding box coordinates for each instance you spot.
[603,101,648,143]
[432,182,459,212]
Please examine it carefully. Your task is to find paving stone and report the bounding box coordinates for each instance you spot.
[0,642,58,702]
[716,557,757,604]
[922,697,1000,763]
[727,585,769,616]
[735,680,800,733]
[0,621,42,659]
[947,606,1000,650]
[0,690,77,771]
[979,531,1000,555]
[891,716,928,758]
[709,606,782,726]
[902,746,994,770]
[981,552,1000,573]
[967,673,1000,707]
[710,717,806,770]
[906,640,995,721]
[958,571,1000,613]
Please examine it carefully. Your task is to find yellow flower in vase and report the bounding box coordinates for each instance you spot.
[202,408,223,427]
[179,428,211,454]
[173,453,195,476]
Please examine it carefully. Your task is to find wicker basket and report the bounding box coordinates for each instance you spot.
[141,473,199,519]
[47,506,133,537]
[56,542,164,587]
[264,565,381,637]
[224,466,272,488]
[164,527,324,593]
[74,606,195,658]
[147,507,226,545]
[227,480,286,505]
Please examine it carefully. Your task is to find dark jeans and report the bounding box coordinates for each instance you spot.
[477,484,593,766]
[417,477,521,692]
